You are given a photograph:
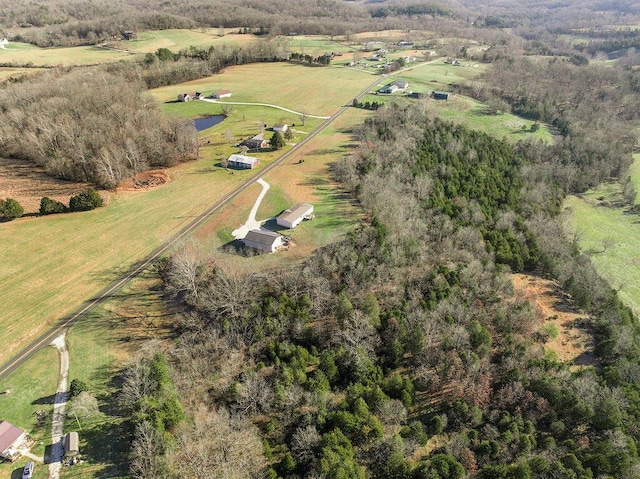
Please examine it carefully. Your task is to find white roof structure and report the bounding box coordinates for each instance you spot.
[243,229,284,253]
[228,154,259,169]
[276,203,314,229]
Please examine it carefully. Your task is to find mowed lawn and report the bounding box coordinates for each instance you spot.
[194,107,370,266]
[565,154,640,316]
[149,62,377,116]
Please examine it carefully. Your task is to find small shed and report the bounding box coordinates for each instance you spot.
[63,432,79,458]
[122,31,138,40]
[212,90,232,99]
[431,91,451,100]
[243,229,284,253]
[228,154,259,169]
[273,123,288,133]
[276,203,314,229]
[0,420,26,461]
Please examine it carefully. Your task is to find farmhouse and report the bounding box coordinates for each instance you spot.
[0,421,26,461]
[243,134,268,150]
[212,90,232,99]
[178,91,205,102]
[228,154,259,169]
[277,203,314,229]
[273,123,288,133]
[431,91,451,100]
[177,92,191,102]
[379,84,399,94]
[63,432,79,458]
[243,229,284,253]
[391,79,409,90]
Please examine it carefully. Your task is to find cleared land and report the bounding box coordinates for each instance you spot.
[150,61,375,116]
[512,273,595,368]
[565,185,640,316]
[0,29,261,67]
[0,157,94,214]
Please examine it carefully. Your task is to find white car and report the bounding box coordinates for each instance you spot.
[22,461,34,479]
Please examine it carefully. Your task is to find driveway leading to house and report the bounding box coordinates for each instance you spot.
[202,98,331,119]
[231,178,273,239]
[48,334,69,479]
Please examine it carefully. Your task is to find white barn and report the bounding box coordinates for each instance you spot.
[243,229,284,253]
[228,154,259,169]
[276,203,314,229]
[273,123,288,132]
[0,421,26,461]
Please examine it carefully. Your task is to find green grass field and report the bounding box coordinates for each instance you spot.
[565,153,640,316]
[0,29,261,67]
[150,62,376,116]
[287,35,355,55]
[0,41,130,66]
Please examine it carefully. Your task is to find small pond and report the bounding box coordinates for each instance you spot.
[193,115,225,131]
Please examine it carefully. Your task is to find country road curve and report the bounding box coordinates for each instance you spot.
[201,98,331,119]
[0,72,387,382]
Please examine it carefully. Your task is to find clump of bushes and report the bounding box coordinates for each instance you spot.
[0,197,24,221]
[40,197,67,215]
[39,188,103,217]
[69,188,103,212]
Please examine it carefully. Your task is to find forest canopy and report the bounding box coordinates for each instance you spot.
[0,69,198,188]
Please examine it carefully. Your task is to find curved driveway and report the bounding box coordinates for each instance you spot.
[202,98,331,119]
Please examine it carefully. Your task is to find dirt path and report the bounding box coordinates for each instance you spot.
[202,98,331,119]
[231,178,272,239]
[48,334,69,479]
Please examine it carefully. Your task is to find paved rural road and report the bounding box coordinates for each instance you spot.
[202,98,331,119]
[0,74,384,381]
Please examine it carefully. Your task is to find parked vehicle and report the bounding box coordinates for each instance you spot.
[22,461,34,479]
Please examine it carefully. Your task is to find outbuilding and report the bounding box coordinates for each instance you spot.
[273,123,288,133]
[276,203,314,229]
[212,90,232,99]
[63,432,79,458]
[0,420,26,461]
[431,91,451,100]
[228,154,259,169]
[243,229,284,253]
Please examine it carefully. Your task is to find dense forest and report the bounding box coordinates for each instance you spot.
[0,69,198,188]
[141,99,640,478]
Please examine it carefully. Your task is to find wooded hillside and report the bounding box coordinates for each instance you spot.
[149,102,640,479]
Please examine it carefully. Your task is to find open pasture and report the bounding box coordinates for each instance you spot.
[125,29,259,53]
[150,62,376,116]
[564,153,640,316]
[286,35,355,55]
[0,154,268,366]
[0,41,130,66]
